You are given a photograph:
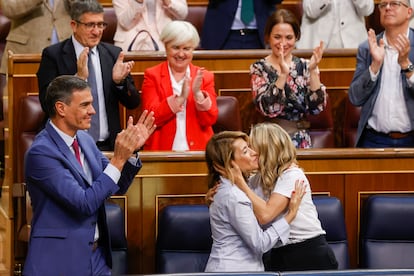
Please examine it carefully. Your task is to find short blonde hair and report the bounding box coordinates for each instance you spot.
[160,20,200,48]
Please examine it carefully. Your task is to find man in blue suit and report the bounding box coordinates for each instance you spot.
[37,0,141,151]
[201,0,282,49]
[349,0,414,147]
[23,75,155,276]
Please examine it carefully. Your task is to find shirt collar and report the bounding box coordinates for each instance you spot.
[71,35,97,59]
[50,120,76,148]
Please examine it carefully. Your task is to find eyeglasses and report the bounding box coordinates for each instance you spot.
[378,1,409,9]
[75,20,108,30]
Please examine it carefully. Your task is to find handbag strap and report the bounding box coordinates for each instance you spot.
[128,30,159,51]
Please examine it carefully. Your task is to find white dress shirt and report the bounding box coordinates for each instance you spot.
[72,36,110,141]
[169,65,190,151]
[369,32,413,133]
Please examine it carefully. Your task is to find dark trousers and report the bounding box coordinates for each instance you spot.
[222,30,262,49]
[359,128,414,148]
[264,235,338,272]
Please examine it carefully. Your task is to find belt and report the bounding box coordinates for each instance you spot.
[91,241,99,252]
[366,128,414,139]
[231,29,258,36]
[264,117,311,135]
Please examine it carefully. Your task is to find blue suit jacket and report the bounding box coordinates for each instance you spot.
[37,38,141,149]
[201,0,281,49]
[348,29,414,146]
[23,122,140,276]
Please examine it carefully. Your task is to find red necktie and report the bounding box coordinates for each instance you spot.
[72,138,82,167]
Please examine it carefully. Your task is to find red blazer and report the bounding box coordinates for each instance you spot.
[141,61,218,150]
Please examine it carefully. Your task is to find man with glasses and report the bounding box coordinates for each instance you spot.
[37,0,141,151]
[349,0,414,147]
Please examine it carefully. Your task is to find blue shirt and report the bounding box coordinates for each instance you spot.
[205,177,290,272]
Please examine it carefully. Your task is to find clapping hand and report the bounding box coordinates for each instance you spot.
[278,44,290,75]
[367,28,385,74]
[76,47,90,81]
[134,110,157,149]
[111,111,156,170]
[309,40,324,71]
[112,51,135,85]
[192,68,206,102]
[178,68,206,104]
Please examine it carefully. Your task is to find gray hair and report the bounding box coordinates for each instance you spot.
[160,20,200,48]
[69,0,104,21]
[44,75,90,118]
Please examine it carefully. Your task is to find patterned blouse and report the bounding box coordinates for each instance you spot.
[250,56,327,148]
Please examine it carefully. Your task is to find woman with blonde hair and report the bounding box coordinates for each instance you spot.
[234,123,338,271]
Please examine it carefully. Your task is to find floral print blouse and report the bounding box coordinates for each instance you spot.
[250,56,327,148]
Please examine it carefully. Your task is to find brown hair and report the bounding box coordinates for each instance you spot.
[205,131,249,189]
[263,9,301,45]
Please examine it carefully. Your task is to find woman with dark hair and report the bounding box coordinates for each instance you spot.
[251,9,327,148]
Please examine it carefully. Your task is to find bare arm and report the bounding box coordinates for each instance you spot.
[230,161,298,225]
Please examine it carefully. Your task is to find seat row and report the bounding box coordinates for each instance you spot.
[142,269,414,275]
[156,195,414,274]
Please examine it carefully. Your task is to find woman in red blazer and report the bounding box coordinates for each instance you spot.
[141,20,218,151]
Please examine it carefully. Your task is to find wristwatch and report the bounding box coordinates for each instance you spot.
[401,64,414,73]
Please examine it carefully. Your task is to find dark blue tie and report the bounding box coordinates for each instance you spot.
[88,51,100,142]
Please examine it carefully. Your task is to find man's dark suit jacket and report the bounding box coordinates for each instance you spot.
[201,0,282,50]
[37,38,141,149]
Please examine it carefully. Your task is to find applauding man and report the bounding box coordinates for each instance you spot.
[37,0,141,151]
[24,75,155,276]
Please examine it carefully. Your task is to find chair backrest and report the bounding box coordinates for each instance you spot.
[185,5,207,40]
[156,204,212,273]
[343,97,361,147]
[17,96,46,183]
[313,196,350,269]
[105,201,128,275]
[15,96,45,244]
[102,7,117,44]
[307,95,335,148]
[213,96,242,133]
[360,195,414,269]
